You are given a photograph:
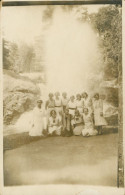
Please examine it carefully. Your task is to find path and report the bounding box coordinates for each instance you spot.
[4,133,118,186]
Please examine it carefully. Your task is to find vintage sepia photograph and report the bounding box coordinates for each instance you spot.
[2,2,124,192]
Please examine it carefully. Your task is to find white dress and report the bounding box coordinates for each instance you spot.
[55,97,62,115]
[29,106,46,136]
[76,99,84,114]
[83,97,92,113]
[68,100,77,115]
[62,97,69,107]
[92,99,107,126]
[82,113,98,136]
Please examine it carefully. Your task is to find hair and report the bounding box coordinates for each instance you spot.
[55,92,60,96]
[62,92,67,96]
[94,93,99,98]
[37,100,43,104]
[49,93,53,97]
[83,107,89,113]
[76,94,81,98]
[70,95,75,99]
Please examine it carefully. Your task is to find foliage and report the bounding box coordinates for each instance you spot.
[3,40,37,73]
[89,5,122,80]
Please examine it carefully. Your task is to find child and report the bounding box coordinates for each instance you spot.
[82,108,98,137]
[48,110,61,136]
[71,109,84,136]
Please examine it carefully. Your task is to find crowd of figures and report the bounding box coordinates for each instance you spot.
[29,92,107,137]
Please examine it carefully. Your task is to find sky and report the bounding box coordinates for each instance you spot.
[2,5,106,44]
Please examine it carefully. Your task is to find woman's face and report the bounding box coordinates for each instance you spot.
[62,93,67,98]
[70,96,74,101]
[49,94,53,99]
[95,94,99,100]
[51,111,56,118]
[84,108,88,115]
[77,95,81,100]
[37,102,42,108]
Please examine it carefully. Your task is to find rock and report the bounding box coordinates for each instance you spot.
[3,71,40,125]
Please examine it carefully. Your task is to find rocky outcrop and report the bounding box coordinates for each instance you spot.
[3,70,40,125]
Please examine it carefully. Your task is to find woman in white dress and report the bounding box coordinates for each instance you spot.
[82,108,98,137]
[62,92,69,113]
[48,110,62,136]
[54,92,62,116]
[76,94,84,114]
[29,100,46,137]
[92,93,107,135]
[67,95,77,116]
[81,92,92,112]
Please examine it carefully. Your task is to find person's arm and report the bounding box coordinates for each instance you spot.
[82,99,84,108]
[45,100,48,110]
[100,99,103,116]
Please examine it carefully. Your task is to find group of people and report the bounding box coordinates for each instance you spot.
[29,92,107,137]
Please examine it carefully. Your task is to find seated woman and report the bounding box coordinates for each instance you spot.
[71,109,84,136]
[48,110,62,136]
[82,108,98,137]
[62,108,72,136]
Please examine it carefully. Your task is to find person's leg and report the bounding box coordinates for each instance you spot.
[98,126,102,135]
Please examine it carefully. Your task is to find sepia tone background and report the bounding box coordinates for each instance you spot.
[1,1,124,193]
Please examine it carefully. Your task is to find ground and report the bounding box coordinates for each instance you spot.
[4,133,118,187]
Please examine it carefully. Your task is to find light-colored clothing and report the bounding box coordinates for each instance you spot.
[82,113,98,136]
[29,107,46,136]
[55,97,62,115]
[72,115,84,135]
[92,99,107,126]
[46,99,55,116]
[62,97,69,106]
[48,116,61,135]
[76,99,84,114]
[62,97,69,112]
[68,100,77,115]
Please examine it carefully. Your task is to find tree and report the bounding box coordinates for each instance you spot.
[89,5,122,80]
[3,39,10,69]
